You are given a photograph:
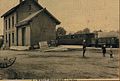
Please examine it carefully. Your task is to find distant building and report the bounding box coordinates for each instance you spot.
[97,31,119,38]
[1,0,60,48]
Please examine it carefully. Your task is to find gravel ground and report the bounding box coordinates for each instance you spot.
[0,48,119,79]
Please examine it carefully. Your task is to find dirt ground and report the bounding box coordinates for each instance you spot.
[0,48,119,79]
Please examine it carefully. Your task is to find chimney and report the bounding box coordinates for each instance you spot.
[19,0,23,3]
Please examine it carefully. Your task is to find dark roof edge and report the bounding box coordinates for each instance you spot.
[16,8,61,27]
[44,8,61,25]
[16,9,45,27]
[1,0,43,18]
[1,1,25,18]
[15,21,30,27]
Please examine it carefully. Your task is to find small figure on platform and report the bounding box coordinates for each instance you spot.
[102,45,106,57]
[83,40,86,57]
[109,46,113,58]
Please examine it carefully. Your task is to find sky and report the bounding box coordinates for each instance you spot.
[0,0,119,35]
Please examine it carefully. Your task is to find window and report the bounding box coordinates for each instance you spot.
[8,18,10,29]
[6,34,7,43]
[12,33,14,43]
[9,34,11,47]
[5,20,7,30]
[12,16,14,27]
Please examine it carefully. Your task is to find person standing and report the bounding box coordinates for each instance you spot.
[83,40,86,57]
[102,45,106,57]
[109,46,113,58]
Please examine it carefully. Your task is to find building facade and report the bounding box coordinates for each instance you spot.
[1,0,60,48]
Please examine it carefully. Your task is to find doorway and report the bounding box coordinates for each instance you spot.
[22,27,26,46]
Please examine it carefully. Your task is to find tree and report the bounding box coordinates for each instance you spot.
[98,30,102,32]
[56,27,66,36]
[82,28,90,34]
[68,33,73,35]
[75,28,90,34]
[93,29,103,33]
[75,30,83,34]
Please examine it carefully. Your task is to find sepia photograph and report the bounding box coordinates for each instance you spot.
[0,0,119,80]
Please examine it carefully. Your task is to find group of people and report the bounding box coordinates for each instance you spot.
[82,40,113,58]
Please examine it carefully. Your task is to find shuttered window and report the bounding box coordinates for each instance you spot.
[8,18,10,29]
[12,16,14,27]
[5,20,7,30]
[6,34,7,43]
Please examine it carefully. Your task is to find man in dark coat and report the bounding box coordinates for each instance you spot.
[102,45,106,57]
[83,40,86,57]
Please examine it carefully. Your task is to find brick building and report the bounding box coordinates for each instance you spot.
[1,0,60,49]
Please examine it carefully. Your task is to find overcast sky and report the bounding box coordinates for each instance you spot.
[0,0,119,35]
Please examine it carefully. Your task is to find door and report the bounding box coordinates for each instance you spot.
[22,27,26,46]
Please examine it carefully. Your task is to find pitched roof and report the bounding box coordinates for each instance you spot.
[16,9,44,27]
[44,9,61,25]
[1,0,43,18]
[16,8,61,27]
